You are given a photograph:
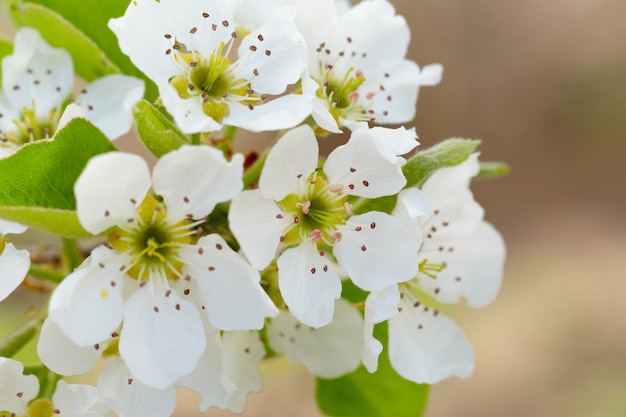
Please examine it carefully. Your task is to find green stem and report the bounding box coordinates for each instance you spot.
[222,125,238,144]
[61,237,83,273]
[0,310,45,358]
[191,132,201,145]
[28,265,65,284]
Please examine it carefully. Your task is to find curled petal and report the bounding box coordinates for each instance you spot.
[0,243,30,302]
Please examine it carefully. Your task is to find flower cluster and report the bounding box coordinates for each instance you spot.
[0,0,506,416]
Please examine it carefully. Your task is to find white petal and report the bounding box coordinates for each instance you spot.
[325,132,406,198]
[57,103,86,131]
[357,125,419,161]
[268,299,363,378]
[334,212,418,291]
[362,285,400,372]
[392,188,431,244]
[75,152,151,234]
[418,221,506,307]
[223,92,312,132]
[153,145,243,221]
[53,380,108,417]
[176,326,229,411]
[98,359,176,417]
[418,63,444,86]
[0,219,27,235]
[388,298,474,383]
[277,241,342,328]
[221,331,265,413]
[37,319,103,376]
[234,7,306,94]
[363,60,421,124]
[2,27,72,118]
[52,246,126,346]
[329,1,409,70]
[311,96,341,133]
[119,280,206,389]
[259,124,318,201]
[78,74,145,140]
[229,189,290,270]
[0,358,39,412]
[181,234,278,330]
[0,242,30,302]
[107,0,182,83]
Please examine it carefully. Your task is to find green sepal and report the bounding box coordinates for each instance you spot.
[477,161,511,179]
[316,322,429,417]
[0,313,42,358]
[0,118,116,237]
[403,138,481,188]
[133,100,189,157]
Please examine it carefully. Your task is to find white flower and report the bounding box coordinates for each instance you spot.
[0,357,108,417]
[297,0,442,132]
[267,298,363,378]
[0,220,30,303]
[0,28,144,158]
[43,145,277,390]
[229,124,419,328]
[362,153,506,384]
[109,0,311,134]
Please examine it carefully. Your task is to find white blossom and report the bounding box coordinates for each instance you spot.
[109,0,311,133]
[41,145,277,391]
[362,153,506,383]
[230,124,419,328]
[0,28,144,158]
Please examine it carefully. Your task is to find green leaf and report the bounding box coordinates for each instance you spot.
[3,0,158,99]
[403,138,481,188]
[477,161,511,179]
[0,38,13,80]
[316,322,429,417]
[133,100,189,157]
[0,118,116,237]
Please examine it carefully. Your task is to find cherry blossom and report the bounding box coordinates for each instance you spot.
[362,153,506,383]
[229,124,419,328]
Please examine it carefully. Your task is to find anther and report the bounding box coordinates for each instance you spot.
[258,34,264,41]
[370,222,376,229]
[222,20,229,27]
[190,27,197,34]
[265,50,272,56]
[202,12,209,18]
[361,245,367,251]
[250,45,257,51]
[362,180,369,187]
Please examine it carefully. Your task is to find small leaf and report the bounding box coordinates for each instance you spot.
[6,2,121,81]
[133,100,189,157]
[0,38,13,80]
[477,161,511,179]
[316,322,429,417]
[403,138,481,187]
[0,118,116,236]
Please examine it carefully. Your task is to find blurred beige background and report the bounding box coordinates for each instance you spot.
[2,0,626,416]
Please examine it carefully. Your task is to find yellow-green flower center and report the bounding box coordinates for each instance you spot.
[169,42,257,123]
[277,173,348,246]
[0,103,60,148]
[107,194,195,281]
[316,65,367,123]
